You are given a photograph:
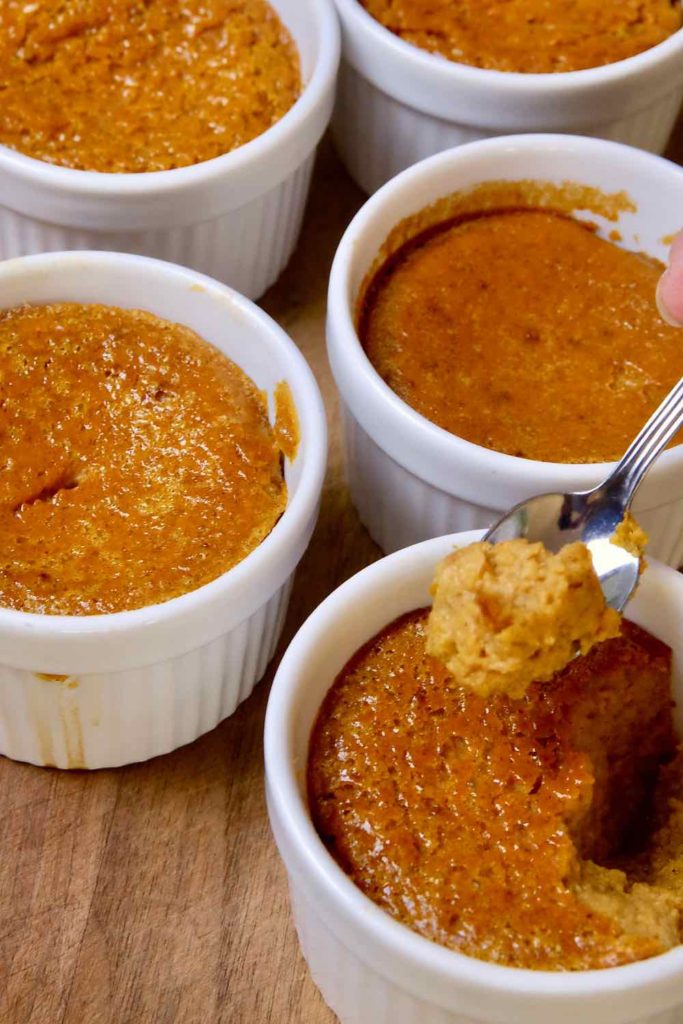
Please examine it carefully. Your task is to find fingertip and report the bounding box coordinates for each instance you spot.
[657,270,683,328]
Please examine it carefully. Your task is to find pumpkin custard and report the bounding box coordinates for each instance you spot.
[360,0,682,73]
[0,0,301,173]
[361,206,683,463]
[427,540,622,698]
[309,537,683,970]
[0,303,287,615]
[309,609,683,970]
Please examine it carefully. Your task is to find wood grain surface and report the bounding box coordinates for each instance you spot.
[2,127,682,1024]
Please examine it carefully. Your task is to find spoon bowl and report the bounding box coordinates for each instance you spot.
[484,377,683,611]
[485,489,640,612]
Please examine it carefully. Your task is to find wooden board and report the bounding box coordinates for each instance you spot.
[2,125,682,1024]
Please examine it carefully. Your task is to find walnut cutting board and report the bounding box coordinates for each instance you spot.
[2,127,683,1024]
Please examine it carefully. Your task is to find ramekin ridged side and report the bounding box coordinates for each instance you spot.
[265,531,683,1024]
[327,135,683,565]
[0,579,293,770]
[344,412,683,567]
[0,153,316,302]
[289,883,682,1024]
[332,0,683,194]
[0,252,327,769]
[0,0,340,300]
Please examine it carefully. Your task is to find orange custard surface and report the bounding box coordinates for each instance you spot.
[309,610,683,970]
[361,207,683,463]
[0,0,301,172]
[360,0,682,73]
[0,302,287,615]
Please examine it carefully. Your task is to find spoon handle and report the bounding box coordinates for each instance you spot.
[605,376,683,504]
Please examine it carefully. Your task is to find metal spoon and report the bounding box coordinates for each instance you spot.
[484,377,683,612]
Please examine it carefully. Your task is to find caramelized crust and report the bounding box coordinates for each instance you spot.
[0,302,287,615]
[309,612,680,970]
[361,0,681,73]
[0,0,301,172]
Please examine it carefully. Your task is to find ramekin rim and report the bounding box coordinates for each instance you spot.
[0,250,327,637]
[334,0,683,90]
[265,531,683,1002]
[327,133,683,492]
[0,0,340,194]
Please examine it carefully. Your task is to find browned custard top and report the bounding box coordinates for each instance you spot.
[0,302,287,615]
[360,0,682,73]
[361,208,683,463]
[309,610,683,970]
[0,0,301,173]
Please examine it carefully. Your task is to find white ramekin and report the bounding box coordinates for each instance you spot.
[327,134,683,566]
[0,251,327,769]
[332,0,683,194]
[266,529,683,1024]
[0,0,339,301]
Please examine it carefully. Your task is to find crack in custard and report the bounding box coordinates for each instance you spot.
[13,466,80,514]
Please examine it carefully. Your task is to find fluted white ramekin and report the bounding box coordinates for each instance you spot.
[0,251,326,769]
[332,0,683,194]
[266,529,683,1024]
[0,0,339,301]
[327,134,683,565]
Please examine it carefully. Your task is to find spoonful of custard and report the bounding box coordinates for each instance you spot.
[427,376,683,698]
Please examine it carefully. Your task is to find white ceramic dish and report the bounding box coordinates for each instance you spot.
[0,251,327,769]
[327,134,683,565]
[332,0,683,194]
[266,529,683,1024]
[0,0,339,301]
